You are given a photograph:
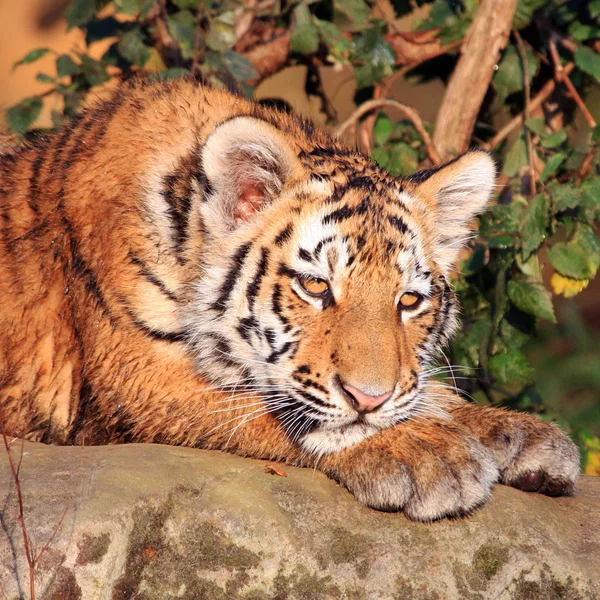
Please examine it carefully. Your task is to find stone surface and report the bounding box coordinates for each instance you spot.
[0,442,599,600]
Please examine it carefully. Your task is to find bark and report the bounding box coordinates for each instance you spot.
[433,0,518,160]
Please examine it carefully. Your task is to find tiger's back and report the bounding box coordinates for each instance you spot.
[0,80,320,446]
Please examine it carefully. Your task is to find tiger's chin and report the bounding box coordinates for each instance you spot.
[299,421,381,455]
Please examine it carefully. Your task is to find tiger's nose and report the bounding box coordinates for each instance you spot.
[341,383,393,413]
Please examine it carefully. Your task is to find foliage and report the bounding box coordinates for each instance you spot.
[4,0,600,458]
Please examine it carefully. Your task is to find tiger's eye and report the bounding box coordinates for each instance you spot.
[298,276,329,297]
[398,292,423,310]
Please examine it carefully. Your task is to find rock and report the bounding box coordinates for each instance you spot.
[0,442,598,599]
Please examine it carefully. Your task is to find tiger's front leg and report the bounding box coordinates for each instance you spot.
[318,419,500,521]
[448,401,580,496]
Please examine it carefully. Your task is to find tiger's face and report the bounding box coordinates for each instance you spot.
[185,117,495,455]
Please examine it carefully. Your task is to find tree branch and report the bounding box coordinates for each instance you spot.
[548,37,597,128]
[481,63,575,151]
[336,98,442,165]
[433,0,518,160]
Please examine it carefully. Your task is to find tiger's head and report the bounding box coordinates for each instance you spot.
[185,116,496,455]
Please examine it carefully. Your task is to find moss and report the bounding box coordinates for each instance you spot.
[41,566,82,600]
[472,542,510,581]
[76,532,111,565]
[272,565,341,600]
[393,576,441,600]
[181,521,260,571]
[512,569,588,600]
[326,528,373,578]
[111,499,173,600]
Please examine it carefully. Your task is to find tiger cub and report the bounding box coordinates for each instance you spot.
[0,79,579,520]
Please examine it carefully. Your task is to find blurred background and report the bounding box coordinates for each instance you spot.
[1,0,598,472]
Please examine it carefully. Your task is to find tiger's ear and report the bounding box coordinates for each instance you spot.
[201,116,300,233]
[408,151,496,272]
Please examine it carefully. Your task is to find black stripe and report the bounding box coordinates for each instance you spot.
[237,315,259,344]
[293,388,334,409]
[271,284,290,327]
[313,236,335,258]
[246,247,270,309]
[213,242,252,311]
[274,223,293,246]
[388,215,408,235]
[298,248,313,263]
[267,341,293,364]
[129,252,180,303]
[322,198,369,225]
[123,304,186,342]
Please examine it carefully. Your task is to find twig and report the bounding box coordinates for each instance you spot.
[336,98,442,165]
[0,419,35,599]
[481,63,575,151]
[548,37,597,128]
[514,31,536,196]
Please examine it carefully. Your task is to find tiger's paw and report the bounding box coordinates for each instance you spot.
[499,423,580,497]
[322,424,500,522]
[450,405,580,497]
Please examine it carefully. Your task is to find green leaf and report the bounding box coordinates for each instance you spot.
[114,0,153,15]
[439,19,470,45]
[13,48,51,70]
[548,181,581,213]
[591,0,600,19]
[479,202,524,249]
[591,125,600,144]
[56,54,79,77]
[387,142,419,177]
[371,147,390,169]
[488,349,533,385]
[353,29,396,88]
[173,0,198,7]
[540,129,567,149]
[291,23,320,55]
[569,22,600,42]
[207,12,236,52]
[507,277,556,323]
[6,97,43,134]
[574,46,600,83]
[540,152,565,183]
[315,19,352,62]
[525,116,545,136]
[147,67,189,82]
[335,0,370,26]
[503,134,527,177]
[547,226,600,280]
[168,10,197,60]
[118,29,151,67]
[459,320,492,367]
[36,73,54,83]
[499,309,535,350]
[519,194,547,258]
[80,54,109,86]
[65,0,102,30]
[460,244,488,277]
[222,51,258,81]
[494,45,539,102]
[373,115,393,145]
[513,0,546,29]
[580,177,600,222]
